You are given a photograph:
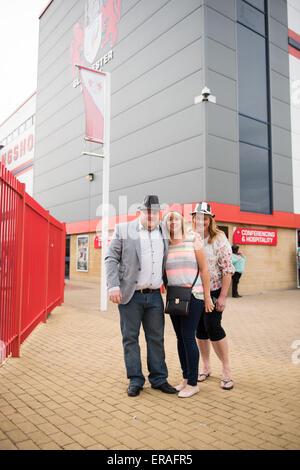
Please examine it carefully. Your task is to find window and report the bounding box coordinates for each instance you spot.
[239,143,271,213]
[239,115,268,148]
[237,0,265,35]
[236,0,271,214]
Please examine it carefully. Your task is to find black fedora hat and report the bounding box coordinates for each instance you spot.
[138,195,161,211]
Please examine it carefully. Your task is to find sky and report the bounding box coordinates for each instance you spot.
[0,0,50,124]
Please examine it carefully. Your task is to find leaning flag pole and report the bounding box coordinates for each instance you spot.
[76,64,111,311]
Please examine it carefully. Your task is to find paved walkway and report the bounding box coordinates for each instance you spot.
[0,281,300,450]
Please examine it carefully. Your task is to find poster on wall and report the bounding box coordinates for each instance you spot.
[76,235,89,272]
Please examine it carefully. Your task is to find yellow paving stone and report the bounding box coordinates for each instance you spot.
[1,284,299,451]
[16,440,40,450]
[0,439,18,450]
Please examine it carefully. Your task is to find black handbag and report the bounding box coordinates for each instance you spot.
[165,268,200,317]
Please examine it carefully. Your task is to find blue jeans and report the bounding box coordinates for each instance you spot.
[170,295,205,386]
[118,290,168,388]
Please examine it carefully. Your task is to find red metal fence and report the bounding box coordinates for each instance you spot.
[0,164,65,364]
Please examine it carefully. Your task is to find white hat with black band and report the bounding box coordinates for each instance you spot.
[190,202,215,218]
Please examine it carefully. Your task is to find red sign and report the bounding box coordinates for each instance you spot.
[94,235,112,248]
[233,227,277,246]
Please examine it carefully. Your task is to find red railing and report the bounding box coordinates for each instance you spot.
[0,164,65,363]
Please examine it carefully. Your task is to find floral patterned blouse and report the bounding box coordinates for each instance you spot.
[204,233,235,291]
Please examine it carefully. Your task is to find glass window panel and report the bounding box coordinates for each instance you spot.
[239,142,271,213]
[239,115,268,148]
[237,24,268,121]
[242,0,265,12]
[237,0,265,35]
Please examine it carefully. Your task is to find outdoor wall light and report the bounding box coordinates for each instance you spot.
[87,173,94,182]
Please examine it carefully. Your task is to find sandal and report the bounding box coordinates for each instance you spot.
[221,378,234,390]
[197,373,210,382]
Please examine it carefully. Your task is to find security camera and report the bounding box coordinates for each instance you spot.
[201,86,211,101]
[194,86,216,105]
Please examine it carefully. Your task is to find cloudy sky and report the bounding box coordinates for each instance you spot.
[0,0,50,124]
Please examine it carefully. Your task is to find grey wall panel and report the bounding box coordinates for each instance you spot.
[206,135,238,174]
[206,6,235,50]
[34,155,91,193]
[111,0,202,75]
[39,0,71,44]
[90,136,204,197]
[272,154,293,185]
[269,17,288,50]
[206,70,237,111]
[206,38,236,80]
[37,95,83,146]
[273,182,294,212]
[207,104,238,142]
[271,98,292,131]
[204,0,236,20]
[270,71,291,104]
[112,10,202,92]
[206,168,239,205]
[47,198,91,224]
[111,70,203,142]
[269,43,290,78]
[104,169,205,215]
[268,0,288,26]
[34,136,83,177]
[110,104,203,167]
[38,4,81,77]
[271,125,292,158]
[111,0,170,43]
[113,40,202,118]
[36,114,85,160]
[36,82,81,129]
[35,176,91,209]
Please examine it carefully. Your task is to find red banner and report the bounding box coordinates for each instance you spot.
[78,65,106,144]
[233,227,277,245]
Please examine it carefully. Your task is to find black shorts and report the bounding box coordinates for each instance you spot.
[196,288,226,342]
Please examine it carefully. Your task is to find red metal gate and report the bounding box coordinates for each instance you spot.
[0,164,65,363]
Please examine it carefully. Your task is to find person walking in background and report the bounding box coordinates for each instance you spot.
[105,195,176,397]
[231,245,246,298]
[164,205,214,398]
[192,202,235,391]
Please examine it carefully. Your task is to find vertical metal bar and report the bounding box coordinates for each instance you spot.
[12,181,26,357]
[44,211,50,321]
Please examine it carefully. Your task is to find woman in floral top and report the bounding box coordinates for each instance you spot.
[192,202,235,390]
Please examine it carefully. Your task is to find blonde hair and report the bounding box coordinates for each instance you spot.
[164,212,186,242]
[192,214,223,244]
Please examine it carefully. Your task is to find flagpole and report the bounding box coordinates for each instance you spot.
[100,72,111,311]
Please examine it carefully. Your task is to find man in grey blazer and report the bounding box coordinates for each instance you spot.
[105,195,176,397]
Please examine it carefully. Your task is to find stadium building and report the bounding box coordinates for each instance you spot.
[2,0,300,292]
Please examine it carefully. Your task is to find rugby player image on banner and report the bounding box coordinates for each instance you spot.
[77,65,106,144]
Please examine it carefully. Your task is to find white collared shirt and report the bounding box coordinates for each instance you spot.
[135,220,164,290]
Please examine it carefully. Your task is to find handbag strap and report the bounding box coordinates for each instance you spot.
[191,267,200,289]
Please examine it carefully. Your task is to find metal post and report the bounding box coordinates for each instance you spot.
[100,72,111,311]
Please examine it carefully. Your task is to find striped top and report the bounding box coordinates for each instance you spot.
[166,238,203,298]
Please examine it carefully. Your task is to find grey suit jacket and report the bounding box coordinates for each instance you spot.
[105,218,168,305]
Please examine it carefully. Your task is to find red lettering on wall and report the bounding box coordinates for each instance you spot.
[1,153,6,167]
[20,139,26,157]
[14,145,19,160]
[7,149,12,164]
[27,134,34,152]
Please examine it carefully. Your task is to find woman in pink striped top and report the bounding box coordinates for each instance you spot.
[164,205,213,398]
